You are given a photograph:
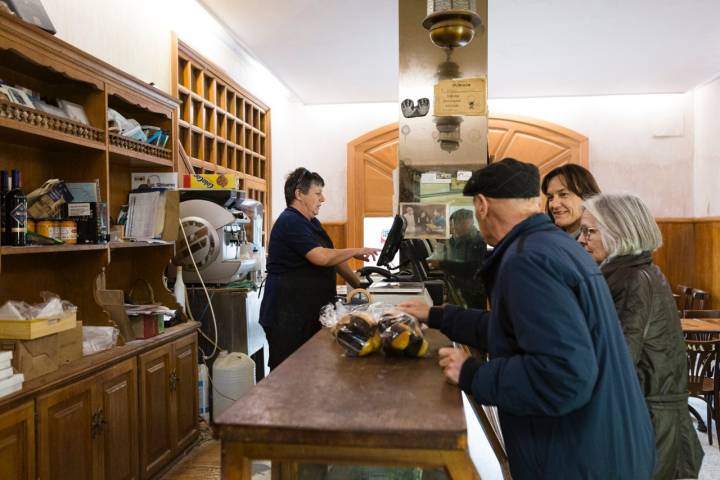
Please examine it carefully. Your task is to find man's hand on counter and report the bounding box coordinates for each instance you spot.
[438,347,470,385]
[396,300,432,322]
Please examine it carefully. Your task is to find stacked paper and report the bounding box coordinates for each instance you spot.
[0,351,23,399]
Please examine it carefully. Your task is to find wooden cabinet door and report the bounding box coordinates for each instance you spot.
[0,401,35,480]
[171,333,198,453]
[138,343,174,479]
[99,358,138,480]
[37,376,98,480]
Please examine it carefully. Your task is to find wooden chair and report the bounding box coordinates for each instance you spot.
[684,310,720,319]
[686,339,720,445]
[673,293,682,311]
[677,285,693,311]
[690,289,709,310]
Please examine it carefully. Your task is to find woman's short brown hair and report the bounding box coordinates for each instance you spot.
[541,164,600,219]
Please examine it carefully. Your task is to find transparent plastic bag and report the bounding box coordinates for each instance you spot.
[82,326,119,355]
[0,291,76,320]
[378,309,429,358]
[320,302,428,358]
[320,301,381,357]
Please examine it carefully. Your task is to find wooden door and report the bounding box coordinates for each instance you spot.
[0,401,35,480]
[138,343,174,479]
[346,115,589,250]
[171,333,198,453]
[99,358,138,480]
[37,377,98,480]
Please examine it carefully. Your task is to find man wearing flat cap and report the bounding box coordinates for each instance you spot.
[399,158,655,479]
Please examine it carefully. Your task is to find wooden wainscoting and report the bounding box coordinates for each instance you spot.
[654,217,720,308]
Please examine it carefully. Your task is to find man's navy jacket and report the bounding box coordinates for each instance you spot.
[429,214,655,479]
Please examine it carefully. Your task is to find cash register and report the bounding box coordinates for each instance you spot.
[358,214,442,305]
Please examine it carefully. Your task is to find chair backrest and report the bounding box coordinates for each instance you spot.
[684,310,720,319]
[673,293,682,310]
[677,284,693,311]
[691,289,708,310]
[686,339,720,396]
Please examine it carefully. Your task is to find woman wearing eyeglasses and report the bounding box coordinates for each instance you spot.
[259,167,380,370]
[579,194,703,480]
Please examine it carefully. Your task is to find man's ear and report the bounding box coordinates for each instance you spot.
[474,194,489,219]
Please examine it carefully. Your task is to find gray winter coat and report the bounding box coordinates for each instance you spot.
[601,252,704,479]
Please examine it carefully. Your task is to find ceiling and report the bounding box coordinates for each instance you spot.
[201,0,720,104]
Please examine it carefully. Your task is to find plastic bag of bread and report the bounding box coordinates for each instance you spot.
[378,309,429,357]
[319,302,381,357]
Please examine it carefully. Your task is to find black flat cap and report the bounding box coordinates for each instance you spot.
[463,157,540,198]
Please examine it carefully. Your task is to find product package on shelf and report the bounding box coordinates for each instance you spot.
[181,173,240,190]
[0,292,78,340]
[319,302,428,358]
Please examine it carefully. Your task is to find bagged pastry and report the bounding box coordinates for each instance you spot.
[378,310,429,358]
[320,303,381,357]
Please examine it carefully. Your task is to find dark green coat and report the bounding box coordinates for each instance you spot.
[601,253,703,479]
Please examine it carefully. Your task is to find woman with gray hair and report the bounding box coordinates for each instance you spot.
[580,194,703,479]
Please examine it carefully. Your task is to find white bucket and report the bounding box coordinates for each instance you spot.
[212,351,255,422]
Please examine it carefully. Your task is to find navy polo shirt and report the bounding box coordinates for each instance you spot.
[266,207,330,274]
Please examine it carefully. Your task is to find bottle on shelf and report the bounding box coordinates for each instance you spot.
[4,169,27,246]
[0,170,7,245]
[174,265,186,313]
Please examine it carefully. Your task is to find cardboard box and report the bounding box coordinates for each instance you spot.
[0,309,77,340]
[0,334,59,381]
[181,173,239,190]
[0,321,84,381]
[57,321,83,365]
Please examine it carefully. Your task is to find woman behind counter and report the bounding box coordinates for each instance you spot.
[541,164,600,238]
[579,194,703,479]
[259,167,379,370]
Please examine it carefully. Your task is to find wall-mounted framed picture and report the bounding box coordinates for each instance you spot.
[5,0,56,35]
[4,85,35,108]
[0,85,12,103]
[34,99,69,119]
[58,99,89,125]
[400,202,449,240]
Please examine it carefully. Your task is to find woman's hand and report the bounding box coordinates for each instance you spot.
[438,347,470,385]
[352,247,380,262]
[396,300,432,323]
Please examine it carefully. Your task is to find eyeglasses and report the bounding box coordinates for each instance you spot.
[579,226,599,239]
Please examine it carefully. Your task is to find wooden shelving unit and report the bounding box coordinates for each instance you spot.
[173,35,271,243]
[109,240,173,249]
[0,12,198,480]
[0,244,108,255]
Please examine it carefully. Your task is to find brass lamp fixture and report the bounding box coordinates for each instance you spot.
[423,0,483,49]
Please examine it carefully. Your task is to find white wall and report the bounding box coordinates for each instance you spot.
[693,76,720,216]
[37,0,712,219]
[288,103,397,222]
[489,94,695,217]
[42,0,303,220]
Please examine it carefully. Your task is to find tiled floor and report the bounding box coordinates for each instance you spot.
[162,405,720,480]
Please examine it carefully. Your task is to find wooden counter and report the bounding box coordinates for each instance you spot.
[217,328,479,479]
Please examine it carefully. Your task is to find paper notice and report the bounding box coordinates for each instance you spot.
[434,77,487,116]
[457,170,473,181]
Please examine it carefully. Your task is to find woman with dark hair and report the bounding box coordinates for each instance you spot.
[541,164,600,238]
[580,194,703,479]
[259,167,379,369]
